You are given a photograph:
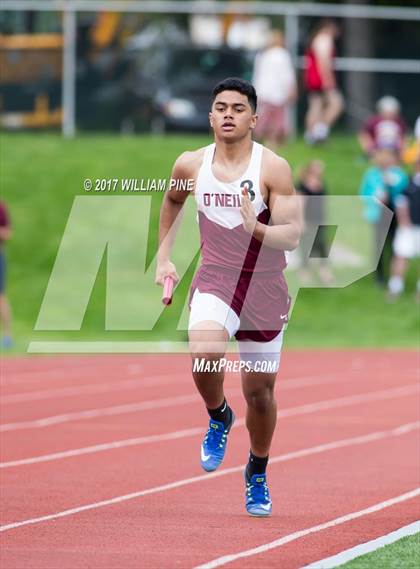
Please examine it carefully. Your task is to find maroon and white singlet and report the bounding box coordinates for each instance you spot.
[189,142,290,343]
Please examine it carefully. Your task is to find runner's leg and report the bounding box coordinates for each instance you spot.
[189,290,240,471]
[241,370,277,457]
[238,332,283,515]
[189,323,229,409]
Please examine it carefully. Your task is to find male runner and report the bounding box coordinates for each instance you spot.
[156,78,300,516]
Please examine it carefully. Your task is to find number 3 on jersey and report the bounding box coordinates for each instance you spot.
[240,179,255,202]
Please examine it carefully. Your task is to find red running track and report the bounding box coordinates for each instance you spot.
[0,350,419,568]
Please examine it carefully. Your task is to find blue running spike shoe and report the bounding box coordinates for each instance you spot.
[245,472,272,517]
[200,410,235,472]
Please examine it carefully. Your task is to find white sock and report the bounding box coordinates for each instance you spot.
[313,122,328,139]
[304,130,316,144]
[388,276,404,295]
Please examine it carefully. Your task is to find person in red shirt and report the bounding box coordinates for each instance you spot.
[304,19,344,144]
[358,96,407,159]
[0,201,12,348]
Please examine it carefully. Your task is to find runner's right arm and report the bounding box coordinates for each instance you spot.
[155,152,195,286]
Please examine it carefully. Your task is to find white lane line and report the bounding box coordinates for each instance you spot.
[0,393,203,432]
[1,379,418,468]
[0,381,417,434]
[3,363,417,405]
[0,360,133,385]
[0,376,344,468]
[0,426,205,468]
[194,490,420,569]
[0,421,418,533]
[0,374,184,404]
[0,387,241,432]
[0,371,337,405]
[302,520,420,568]
[278,384,418,419]
[2,359,418,387]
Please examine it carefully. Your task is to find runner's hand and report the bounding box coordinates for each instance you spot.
[155,260,179,287]
[240,187,257,235]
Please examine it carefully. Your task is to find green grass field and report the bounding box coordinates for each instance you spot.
[340,532,420,568]
[1,132,419,353]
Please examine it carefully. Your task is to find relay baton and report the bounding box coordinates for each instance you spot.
[162,276,174,305]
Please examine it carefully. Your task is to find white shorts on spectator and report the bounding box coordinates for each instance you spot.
[393,226,420,259]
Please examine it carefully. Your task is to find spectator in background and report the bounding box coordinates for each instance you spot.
[402,115,420,165]
[296,160,334,284]
[252,29,296,150]
[387,159,420,302]
[359,147,409,286]
[303,19,344,145]
[227,14,270,50]
[0,201,12,348]
[358,96,407,159]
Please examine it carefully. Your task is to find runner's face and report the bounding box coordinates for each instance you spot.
[209,91,257,141]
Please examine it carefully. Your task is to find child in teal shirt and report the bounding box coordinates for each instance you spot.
[359,147,408,283]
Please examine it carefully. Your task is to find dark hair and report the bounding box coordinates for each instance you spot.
[211,77,257,113]
[308,18,339,46]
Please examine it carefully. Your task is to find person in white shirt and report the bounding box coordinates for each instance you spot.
[252,30,297,149]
